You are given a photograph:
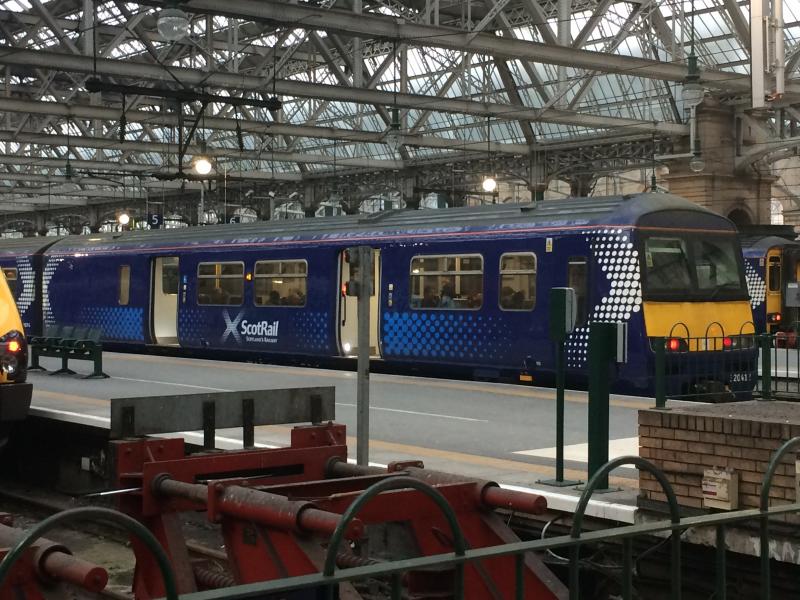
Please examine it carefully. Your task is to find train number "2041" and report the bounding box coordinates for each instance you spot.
[730,372,752,383]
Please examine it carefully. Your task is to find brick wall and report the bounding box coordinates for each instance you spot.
[638,402,800,511]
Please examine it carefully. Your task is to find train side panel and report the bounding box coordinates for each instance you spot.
[175,246,340,358]
[43,251,150,344]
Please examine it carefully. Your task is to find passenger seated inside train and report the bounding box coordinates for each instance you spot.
[420,286,438,308]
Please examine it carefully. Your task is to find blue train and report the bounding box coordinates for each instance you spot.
[0,193,758,397]
[740,226,800,336]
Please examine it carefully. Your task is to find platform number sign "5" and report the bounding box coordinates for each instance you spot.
[148,213,163,229]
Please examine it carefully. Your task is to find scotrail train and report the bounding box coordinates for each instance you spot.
[0,193,759,398]
[740,225,800,338]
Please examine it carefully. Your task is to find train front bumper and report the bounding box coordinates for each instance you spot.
[0,382,32,422]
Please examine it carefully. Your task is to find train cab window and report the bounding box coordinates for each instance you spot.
[568,257,588,325]
[118,265,130,305]
[197,262,244,305]
[643,237,692,291]
[254,260,307,307]
[768,256,782,292]
[410,254,483,309]
[1,268,17,296]
[694,238,744,291]
[499,253,536,310]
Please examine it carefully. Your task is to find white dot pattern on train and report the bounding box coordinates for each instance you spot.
[15,257,35,316]
[744,261,766,309]
[566,229,642,368]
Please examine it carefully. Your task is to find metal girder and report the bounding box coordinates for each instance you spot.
[0,98,530,155]
[516,0,557,46]
[0,47,689,135]
[734,135,800,173]
[0,154,303,180]
[0,130,404,170]
[494,59,536,145]
[572,0,615,48]
[567,5,645,111]
[140,0,784,93]
[29,0,81,55]
[722,0,750,51]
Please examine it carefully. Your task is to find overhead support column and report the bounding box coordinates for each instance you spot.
[663,98,776,224]
[751,0,785,108]
[557,0,572,106]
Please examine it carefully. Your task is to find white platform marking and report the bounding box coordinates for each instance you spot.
[335,402,488,422]
[513,437,640,462]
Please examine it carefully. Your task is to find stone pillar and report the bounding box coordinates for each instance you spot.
[663,97,776,224]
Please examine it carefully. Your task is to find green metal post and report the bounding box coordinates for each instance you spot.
[654,336,667,409]
[715,525,726,600]
[622,538,632,600]
[515,553,524,600]
[540,288,579,486]
[761,335,772,400]
[587,322,616,490]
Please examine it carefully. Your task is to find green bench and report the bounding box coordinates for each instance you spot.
[29,324,109,379]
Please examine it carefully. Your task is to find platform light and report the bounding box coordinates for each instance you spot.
[193,156,213,175]
[158,2,190,42]
[118,213,130,226]
[688,154,705,173]
[482,176,497,193]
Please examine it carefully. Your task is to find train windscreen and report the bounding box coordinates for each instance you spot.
[640,233,748,301]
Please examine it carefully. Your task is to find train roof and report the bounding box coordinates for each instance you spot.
[0,192,735,256]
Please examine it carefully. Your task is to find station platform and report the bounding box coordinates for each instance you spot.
[24,352,653,521]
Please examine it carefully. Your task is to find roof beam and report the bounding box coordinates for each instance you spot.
[144,0,780,92]
[0,97,531,155]
[0,47,690,135]
[0,131,404,170]
[0,154,303,180]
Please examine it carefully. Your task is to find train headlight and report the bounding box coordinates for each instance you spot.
[1,354,17,374]
[768,312,782,324]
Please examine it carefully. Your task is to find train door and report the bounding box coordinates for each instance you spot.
[152,256,179,345]
[568,257,589,327]
[766,249,782,332]
[338,249,381,357]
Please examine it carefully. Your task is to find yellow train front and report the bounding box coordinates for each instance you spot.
[632,206,757,400]
[739,227,800,340]
[0,267,31,446]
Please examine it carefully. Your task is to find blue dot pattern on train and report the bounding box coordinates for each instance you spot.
[178,308,205,343]
[294,311,329,351]
[78,306,144,341]
[382,312,509,360]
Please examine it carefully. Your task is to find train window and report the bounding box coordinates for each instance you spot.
[499,253,536,311]
[643,237,692,291]
[118,265,130,305]
[568,257,588,325]
[161,257,179,295]
[694,238,744,291]
[254,260,307,307]
[409,254,483,309]
[197,262,244,305]
[768,256,781,292]
[1,268,17,296]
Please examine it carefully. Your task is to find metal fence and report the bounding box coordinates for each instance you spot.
[651,334,760,404]
[650,332,800,404]
[756,334,800,400]
[4,441,800,600]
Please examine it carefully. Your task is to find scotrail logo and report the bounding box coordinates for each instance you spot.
[221,310,279,344]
